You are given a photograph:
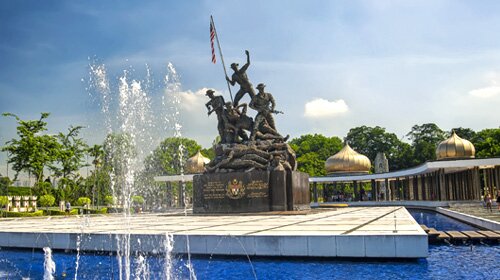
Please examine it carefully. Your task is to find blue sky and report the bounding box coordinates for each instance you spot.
[1,0,500,178]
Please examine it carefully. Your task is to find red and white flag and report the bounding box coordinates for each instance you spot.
[210,22,216,64]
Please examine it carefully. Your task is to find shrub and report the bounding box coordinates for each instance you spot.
[132,195,144,205]
[104,195,114,206]
[76,197,91,207]
[83,208,107,215]
[43,209,78,216]
[0,210,43,217]
[39,194,55,209]
[0,196,8,208]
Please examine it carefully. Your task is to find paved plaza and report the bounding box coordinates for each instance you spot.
[0,207,428,258]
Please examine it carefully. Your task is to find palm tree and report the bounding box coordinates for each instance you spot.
[88,145,104,208]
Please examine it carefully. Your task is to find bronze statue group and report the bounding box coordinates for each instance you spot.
[205,50,288,145]
[204,51,296,173]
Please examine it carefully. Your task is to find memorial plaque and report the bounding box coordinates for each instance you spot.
[193,171,271,213]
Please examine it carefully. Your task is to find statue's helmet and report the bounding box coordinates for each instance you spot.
[205,89,215,96]
[256,83,266,90]
[230,63,238,68]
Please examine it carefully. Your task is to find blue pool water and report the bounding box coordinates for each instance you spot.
[0,245,499,280]
[408,209,478,231]
[0,209,498,279]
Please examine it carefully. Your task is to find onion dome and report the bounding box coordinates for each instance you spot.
[436,131,475,160]
[185,151,211,174]
[325,143,371,174]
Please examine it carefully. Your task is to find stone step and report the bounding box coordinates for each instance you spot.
[477,231,500,240]
[444,231,468,240]
[420,224,429,232]
[461,231,485,240]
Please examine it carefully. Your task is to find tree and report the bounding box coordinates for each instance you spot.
[2,113,59,182]
[451,127,476,141]
[346,126,415,171]
[0,196,8,208]
[406,123,446,164]
[103,133,137,178]
[472,128,500,158]
[143,137,202,176]
[52,126,88,179]
[289,134,343,176]
[76,197,91,207]
[0,177,10,195]
[39,194,55,210]
[88,144,105,206]
[104,195,114,206]
[132,195,144,205]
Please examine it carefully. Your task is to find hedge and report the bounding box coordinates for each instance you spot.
[42,209,78,216]
[7,186,32,196]
[0,210,44,218]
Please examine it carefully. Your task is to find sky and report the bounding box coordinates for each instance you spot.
[1,0,500,179]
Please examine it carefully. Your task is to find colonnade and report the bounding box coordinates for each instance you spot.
[311,165,500,202]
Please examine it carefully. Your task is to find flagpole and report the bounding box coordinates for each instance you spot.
[210,15,234,103]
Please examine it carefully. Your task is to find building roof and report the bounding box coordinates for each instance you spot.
[311,157,500,183]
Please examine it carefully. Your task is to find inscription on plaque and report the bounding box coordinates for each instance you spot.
[203,181,226,200]
[246,180,269,198]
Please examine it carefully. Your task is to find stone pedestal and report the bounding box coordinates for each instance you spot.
[193,170,310,214]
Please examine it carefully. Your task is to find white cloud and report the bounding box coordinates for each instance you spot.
[304,98,349,118]
[469,86,500,98]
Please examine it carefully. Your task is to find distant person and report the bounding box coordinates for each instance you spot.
[65,201,71,215]
[497,190,500,211]
[360,188,366,201]
[485,193,492,212]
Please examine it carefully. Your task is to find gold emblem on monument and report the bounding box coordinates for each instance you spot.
[226,179,245,199]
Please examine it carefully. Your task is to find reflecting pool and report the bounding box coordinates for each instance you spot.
[0,245,499,280]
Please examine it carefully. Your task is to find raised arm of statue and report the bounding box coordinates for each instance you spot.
[241,50,250,72]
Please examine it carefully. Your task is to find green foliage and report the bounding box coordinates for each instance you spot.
[200,147,215,161]
[132,195,144,205]
[1,112,59,182]
[51,126,88,179]
[346,126,415,171]
[144,137,202,176]
[0,177,10,195]
[0,196,8,207]
[32,181,53,196]
[43,209,78,216]
[76,197,91,207]
[406,123,446,164]
[0,210,44,217]
[451,127,476,141]
[7,186,31,196]
[289,134,343,176]
[104,195,114,205]
[472,128,500,158]
[39,194,55,208]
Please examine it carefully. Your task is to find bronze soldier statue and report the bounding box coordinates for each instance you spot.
[223,102,253,143]
[249,83,277,140]
[205,89,226,142]
[226,50,256,106]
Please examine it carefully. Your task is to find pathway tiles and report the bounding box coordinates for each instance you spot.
[0,207,424,237]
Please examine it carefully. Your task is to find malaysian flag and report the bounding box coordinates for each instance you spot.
[210,21,216,63]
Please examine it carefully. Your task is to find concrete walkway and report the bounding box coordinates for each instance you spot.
[448,202,500,223]
[0,207,427,258]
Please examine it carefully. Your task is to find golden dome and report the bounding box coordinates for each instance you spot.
[325,143,371,174]
[185,151,211,174]
[436,131,475,160]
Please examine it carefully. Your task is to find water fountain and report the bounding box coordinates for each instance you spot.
[86,58,196,279]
